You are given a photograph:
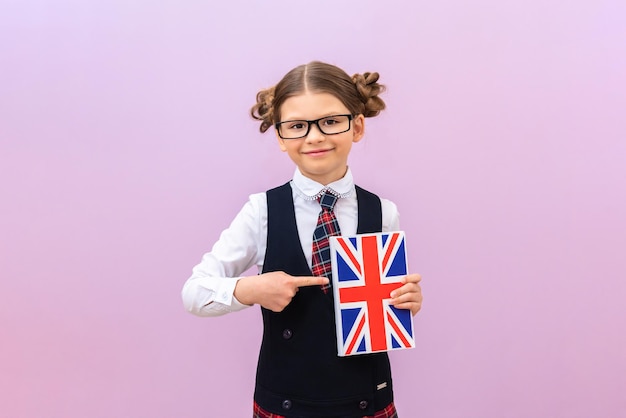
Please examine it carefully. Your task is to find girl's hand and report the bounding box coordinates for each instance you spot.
[234,271,329,312]
[390,273,423,316]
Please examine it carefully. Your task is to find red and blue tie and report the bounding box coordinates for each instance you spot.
[311,191,341,293]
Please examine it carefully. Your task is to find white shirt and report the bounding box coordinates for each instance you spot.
[181,168,400,317]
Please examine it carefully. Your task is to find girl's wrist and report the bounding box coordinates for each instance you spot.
[234,276,255,306]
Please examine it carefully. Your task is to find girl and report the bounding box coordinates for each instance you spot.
[182,61,423,418]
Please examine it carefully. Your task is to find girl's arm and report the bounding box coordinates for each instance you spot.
[181,194,266,317]
[383,199,423,316]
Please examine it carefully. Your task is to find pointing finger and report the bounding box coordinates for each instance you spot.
[294,276,330,288]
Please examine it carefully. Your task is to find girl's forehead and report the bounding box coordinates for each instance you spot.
[279,91,348,120]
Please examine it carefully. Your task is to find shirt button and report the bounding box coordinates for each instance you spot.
[282,399,292,410]
[359,400,368,410]
[282,329,293,340]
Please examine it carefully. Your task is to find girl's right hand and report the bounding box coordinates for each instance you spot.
[234,272,329,312]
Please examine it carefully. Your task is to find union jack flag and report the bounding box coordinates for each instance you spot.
[330,231,415,357]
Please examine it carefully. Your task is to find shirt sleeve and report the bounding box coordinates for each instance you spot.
[381,198,400,232]
[181,193,267,317]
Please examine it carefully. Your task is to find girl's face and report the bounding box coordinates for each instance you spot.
[276,91,364,185]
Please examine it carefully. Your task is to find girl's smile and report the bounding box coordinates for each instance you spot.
[301,147,335,157]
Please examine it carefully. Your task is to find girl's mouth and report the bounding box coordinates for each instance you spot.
[303,148,333,157]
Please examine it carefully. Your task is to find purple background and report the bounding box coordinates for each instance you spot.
[1,1,625,417]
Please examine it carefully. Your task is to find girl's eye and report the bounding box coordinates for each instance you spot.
[323,118,339,126]
[288,122,307,130]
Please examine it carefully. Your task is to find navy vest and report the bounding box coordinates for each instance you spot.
[254,182,393,417]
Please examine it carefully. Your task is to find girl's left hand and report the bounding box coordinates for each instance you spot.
[390,273,423,316]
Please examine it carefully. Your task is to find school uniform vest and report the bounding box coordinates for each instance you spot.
[254,182,393,417]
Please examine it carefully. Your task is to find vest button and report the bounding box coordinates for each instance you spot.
[282,399,292,410]
[359,400,368,410]
[282,329,293,339]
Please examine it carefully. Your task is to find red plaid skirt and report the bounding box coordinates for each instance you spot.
[253,400,397,418]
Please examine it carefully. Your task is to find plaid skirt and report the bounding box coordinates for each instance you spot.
[253,400,398,418]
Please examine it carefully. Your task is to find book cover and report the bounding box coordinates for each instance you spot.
[329,231,415,357]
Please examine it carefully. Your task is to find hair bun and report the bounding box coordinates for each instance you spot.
[250,86,276,133]
[352,72,386,117]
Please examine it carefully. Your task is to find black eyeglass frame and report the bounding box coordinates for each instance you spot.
[275,114,354,139]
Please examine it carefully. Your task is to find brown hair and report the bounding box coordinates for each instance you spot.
[250,61,386,133]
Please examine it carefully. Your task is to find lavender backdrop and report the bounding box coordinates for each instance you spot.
[1,1,625,417]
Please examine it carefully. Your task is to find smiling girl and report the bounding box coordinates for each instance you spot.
[182,61,423,418]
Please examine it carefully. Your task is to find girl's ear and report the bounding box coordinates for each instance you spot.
[352,114,365,143]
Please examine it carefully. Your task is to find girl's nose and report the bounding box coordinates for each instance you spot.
[305,123,325,143]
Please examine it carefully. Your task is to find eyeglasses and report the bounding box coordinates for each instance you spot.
[275,114,353,139]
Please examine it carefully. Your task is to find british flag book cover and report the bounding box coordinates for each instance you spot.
[329,231,415,357]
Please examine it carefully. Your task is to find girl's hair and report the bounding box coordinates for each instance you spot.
[251,61,386,133]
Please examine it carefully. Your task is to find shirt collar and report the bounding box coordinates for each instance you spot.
[291,167,355,201]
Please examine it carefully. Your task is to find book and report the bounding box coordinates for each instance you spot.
[329,231,415,356]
